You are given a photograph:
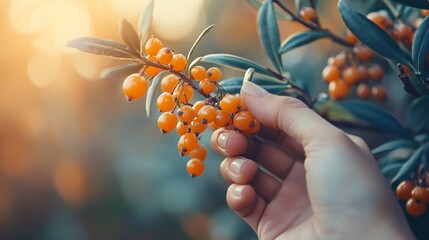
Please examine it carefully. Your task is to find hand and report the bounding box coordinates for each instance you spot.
[211,81,414,240]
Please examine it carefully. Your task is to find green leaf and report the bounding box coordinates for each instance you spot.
[220,77,290,94]
[372,139,418,155]
[390,0,429,9]
[145,71,167,117]
[314,100,361,124]
[381,163,403,179]
[67,37,137,60]
[391,143,429,188]
[138,0,154,52]
[120,19,140,54]
[412,16,429,76]
[379,156,407,169]
[338,0,414,69]
[187,24,215,64]
[408,95,429,133]
[247,0,292,20]
[100,63,142,79]
[279,30,330,54]
[258,0,283,73]
[337,100,409,138]
[200,54,281,80]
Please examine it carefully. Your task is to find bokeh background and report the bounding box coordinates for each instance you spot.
[0,0,409,239]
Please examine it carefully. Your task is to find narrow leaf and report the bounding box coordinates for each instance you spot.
[379,156,407,169]
[258,0,283,73]
[146,71,167,117]
[372,139,418,155]
[338,0,414,69]
[200,54,281,80]
[120,19,140,53]
[337,100,409,138]
[100,63,142,79]
[138,0,154,52]
[412,16,429,76]
[381,163,403,179]
[390,0,429,9]
[220,76,289,94]
[279,30,330,54]
[67,37,136,59]
[408,95,429,133]
[391,143,428,187]
[247,0,292,20]
[187,24,215,63]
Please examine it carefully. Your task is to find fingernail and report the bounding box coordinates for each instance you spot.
[232,185,245,198]
[230,158,246,175]
[218,132,230,151]
[242,81,268,98]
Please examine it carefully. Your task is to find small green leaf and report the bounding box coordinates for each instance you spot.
[372,139,418,155]
[337,100,409,138]
[379,156,407,169]
[145,71,167,117]
[138,0,154,52]
[391,143,429,188]
[120,19,140,54]
[187,24,215,64]
[314,100,361,125]
[100,63,143,79]
[247,0,292,20]
[258,0,284,73]
[220,77,290,94]
[338,0,414,69]
[67,37,137,60]
[390,0,429,9]
[408,95,429,133]
[381,163,403,179]
[412,16,429,76]
[279,30,330,54]
[200,54,281,80]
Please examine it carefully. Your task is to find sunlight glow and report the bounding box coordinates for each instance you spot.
[27,51,64,88]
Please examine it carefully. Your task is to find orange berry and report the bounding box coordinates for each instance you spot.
[342,66,359,85]
[393,23,413,41]
[322,65,340,82]
[144,55,163,77]
[357,65,369,81]
[345,30,358,45]
[170,54,187,72]
[396,180,414,201]
[366,12,392,30]
[156,92,176,112]
[178,133,199,155]
[191,66,207,81]
[157,112,177,134]
[411,186,429,202]
[176,121,189,135]
[422,9,429,17]
[233,111,255,131]
[356,83,371,100]
[368,65,385,81]
[198,105,217,124]
[189,145,208,161]
[122,73,148,101]
[329,80,349,100]
[353,45,375,62]
[403,66,413,75]
[189,118,207,134]
[173,84,194,104]
[214,110,232,128]
[186,158,205,177]
[161,74,180,93]
[207,67,222,81]
[328,53,347,67]
[406,198,426,217]
[156,47,173,65]
[220,94,242,113]
[177,105,196,125]
[300,7,316,22]
[192,101,206,113]
[199,80,217,94]
[145,36,163,56]
[371,85,387,101]
[242,119,261,135]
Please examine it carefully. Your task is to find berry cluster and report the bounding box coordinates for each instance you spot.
[396,176,429,217]
[323,10,427,101]
[122,36,260,177]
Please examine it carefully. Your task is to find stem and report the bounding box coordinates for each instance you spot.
[273,0,354,48]
[382,0,400,19]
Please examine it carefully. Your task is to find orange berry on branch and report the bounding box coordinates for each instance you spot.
[322,65,340,82]
[199,80,217,94]
[343,66,359,85]
[411,186,429,202]
[393,23,413,41]
[176,121,189,135]
[122,73,149,101]
[192,101,206,113]
[396,180,414,201]
[371,85,387,101]
[328,80,349,100]
[170,54,187,72]
[357,65,369,81]
[366,12,392,30]
[198,105,217,124]
[191,65,207,81]
[345,29,358,45]
[356,83,371,100]
[144,55,163,77]
[242,119,261,135]
[299,7,317,22]
[189,118,207,134]
[157,92,176,112]
[214,109,232,128]
[177,105,196,125]
[189,145,208,161]
[161,74,180,93]
[353,45,375,62]
[156,47,173,65]
[157,112,177,134]
[145,35,163,56]
[406,198,426,217]
[173,84,194,104]
[368,64,385,81]
[186,158,205,177]
[328,53,347,67]
[178,133,199,155]
[220,94,242,113]
[207,67,222,81]
[233,111,255,131]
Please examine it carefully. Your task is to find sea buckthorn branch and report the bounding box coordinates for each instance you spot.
[272,0,354,48]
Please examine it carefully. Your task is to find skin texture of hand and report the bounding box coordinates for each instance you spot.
[210,81,415,240]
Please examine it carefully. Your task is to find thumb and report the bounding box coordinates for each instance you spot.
[240,81,343,148]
